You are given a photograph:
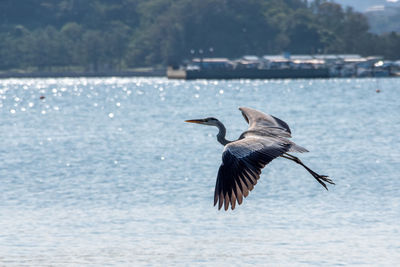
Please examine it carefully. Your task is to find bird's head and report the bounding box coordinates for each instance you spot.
[185,117,219,126]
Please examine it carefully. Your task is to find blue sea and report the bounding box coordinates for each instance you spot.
[0,77,399,266]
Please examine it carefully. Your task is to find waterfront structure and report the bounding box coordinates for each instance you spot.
[167,54,399,79]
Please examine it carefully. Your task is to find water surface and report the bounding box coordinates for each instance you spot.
[0,77,399,266]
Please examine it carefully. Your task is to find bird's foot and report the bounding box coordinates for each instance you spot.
[313,174,335,190]
[318,175,335,185]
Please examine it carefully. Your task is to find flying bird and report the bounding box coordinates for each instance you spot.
[185,107,334,211]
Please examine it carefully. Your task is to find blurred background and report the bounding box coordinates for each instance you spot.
[0,0,399,73]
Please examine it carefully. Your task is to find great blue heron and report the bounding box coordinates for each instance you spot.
[186,107,334,211]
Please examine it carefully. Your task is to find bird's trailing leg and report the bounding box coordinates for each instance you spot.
[281,153,334,190]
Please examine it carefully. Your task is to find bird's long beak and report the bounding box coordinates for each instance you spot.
[185,119,205,124]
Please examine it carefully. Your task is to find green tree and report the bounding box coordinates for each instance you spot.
[81,30,106,71]
[104,21,131,70]
[285,9,323,53]
[0,0,399,71]
[60,22,84,67]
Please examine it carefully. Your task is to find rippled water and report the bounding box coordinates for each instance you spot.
[0,77,399,266]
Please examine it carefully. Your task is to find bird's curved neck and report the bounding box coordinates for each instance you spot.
[216,121,232,146]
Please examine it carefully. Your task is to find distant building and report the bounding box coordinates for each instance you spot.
[175,53,392,78]
[190,58,234,70]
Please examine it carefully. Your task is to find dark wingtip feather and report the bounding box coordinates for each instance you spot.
[224,194,229,211]
[218,192,223,210]
[235,182,243,205]
[214,189,218,206]
[230,191,236,210]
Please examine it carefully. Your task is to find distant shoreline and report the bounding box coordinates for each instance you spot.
[0,69,166,79]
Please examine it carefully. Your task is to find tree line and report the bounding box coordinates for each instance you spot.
[0,0,399,72]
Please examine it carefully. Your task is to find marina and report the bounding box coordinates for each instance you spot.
[168,54,400,79]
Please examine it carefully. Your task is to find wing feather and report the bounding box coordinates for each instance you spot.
[239,107,309,152]
[235,181,243,204]
[214,136,290,210]
[239,107,292,138]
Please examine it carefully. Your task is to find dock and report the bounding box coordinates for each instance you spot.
[168,67,329,80]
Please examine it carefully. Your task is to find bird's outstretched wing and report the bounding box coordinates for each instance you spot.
[214,136,290,210]
[239,107,292,138]
[239,107,308,153]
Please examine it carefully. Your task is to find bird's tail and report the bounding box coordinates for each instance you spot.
[289,143,309,153]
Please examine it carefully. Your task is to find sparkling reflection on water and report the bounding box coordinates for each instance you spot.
[0,77,399,266]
